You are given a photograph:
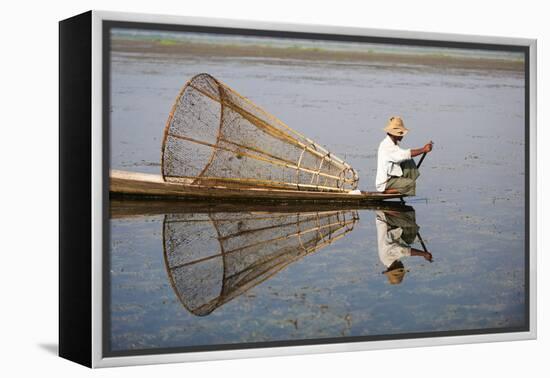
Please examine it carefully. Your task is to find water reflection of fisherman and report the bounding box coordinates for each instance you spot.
[375,210,432,285]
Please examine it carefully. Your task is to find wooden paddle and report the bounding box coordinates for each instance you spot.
[414,145,431,260]
[417,152,427,168]
[417,141,433,168]
[416,232,432,263]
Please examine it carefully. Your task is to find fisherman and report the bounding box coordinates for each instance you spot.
[375,209,432,285]
[375,116,433,196]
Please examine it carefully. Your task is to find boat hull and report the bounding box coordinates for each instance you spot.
[110,170,405,203]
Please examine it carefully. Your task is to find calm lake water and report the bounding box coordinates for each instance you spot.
[108,35,526,353]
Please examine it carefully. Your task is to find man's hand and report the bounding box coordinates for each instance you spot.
[411,248,433,262]
[423,141,434,153]
[411,141,434,158]
[423,251,433,262]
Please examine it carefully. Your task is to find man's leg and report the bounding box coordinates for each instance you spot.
[384,159,420,196]
[385,176,416,196]
[384,210,419,244]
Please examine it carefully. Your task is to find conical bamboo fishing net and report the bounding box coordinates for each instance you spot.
[161,73,359,192]
[163,209,359,316]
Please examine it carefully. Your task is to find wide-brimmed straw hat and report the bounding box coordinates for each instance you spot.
[383,260,408,285]
[383,116,409,137]
[384,268,407,285]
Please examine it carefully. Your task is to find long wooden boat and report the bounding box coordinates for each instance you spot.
[110,169,405,203]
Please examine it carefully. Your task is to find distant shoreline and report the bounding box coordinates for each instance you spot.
[111,38,524,72]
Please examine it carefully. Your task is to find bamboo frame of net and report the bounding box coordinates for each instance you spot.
[161,73,359,192]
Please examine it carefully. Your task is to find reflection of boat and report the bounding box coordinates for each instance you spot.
[109,198,413,219]
[162,209,359,316]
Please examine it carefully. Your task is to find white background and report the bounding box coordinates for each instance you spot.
[0,0,546,376]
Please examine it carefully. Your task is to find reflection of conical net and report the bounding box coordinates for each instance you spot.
[161,73,358,192]
[163,210,359,316]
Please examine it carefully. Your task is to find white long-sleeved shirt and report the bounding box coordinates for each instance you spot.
[375,135,412,192]
[375,211,411,268]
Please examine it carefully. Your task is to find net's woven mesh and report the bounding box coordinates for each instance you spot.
[163,210,359,316]
[161,73,359,192]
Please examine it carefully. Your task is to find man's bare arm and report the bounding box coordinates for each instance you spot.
[411,141,433,158]
[411,248,433,262]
